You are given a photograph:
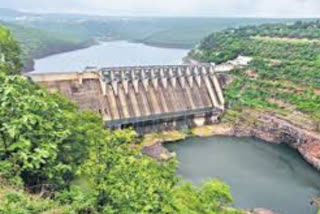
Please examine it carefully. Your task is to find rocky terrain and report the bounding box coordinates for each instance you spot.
[142,108,320,176]
[192,111,320,170]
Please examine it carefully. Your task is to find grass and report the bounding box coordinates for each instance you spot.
[192,123,234,137]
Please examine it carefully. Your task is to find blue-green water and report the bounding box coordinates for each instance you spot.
[165,136,320,214]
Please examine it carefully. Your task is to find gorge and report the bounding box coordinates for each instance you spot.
[26,37,320,214]
[2,5,320,214]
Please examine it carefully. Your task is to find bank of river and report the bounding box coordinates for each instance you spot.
[165,136,320,214]
[31,40,189,73]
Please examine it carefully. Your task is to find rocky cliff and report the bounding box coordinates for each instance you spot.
[233,114,320,170]
[193,112,320,170]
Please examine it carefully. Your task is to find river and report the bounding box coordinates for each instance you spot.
[165,136,320,214]
[32,40,189,73]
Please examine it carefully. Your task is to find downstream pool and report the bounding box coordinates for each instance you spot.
[165,136,320,214]
[32,40,189,73]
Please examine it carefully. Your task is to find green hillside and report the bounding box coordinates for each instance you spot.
[2,21,101,71]
[0,12,300,71]
[190,20,320,128]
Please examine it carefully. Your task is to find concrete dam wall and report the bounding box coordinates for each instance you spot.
[28,65,225,132]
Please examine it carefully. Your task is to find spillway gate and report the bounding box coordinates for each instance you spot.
[27,65,225,132]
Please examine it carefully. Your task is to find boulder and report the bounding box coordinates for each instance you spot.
[142,142,175,161]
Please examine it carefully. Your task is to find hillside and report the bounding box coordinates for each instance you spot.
[0,9,303,71]
[0,8,30,20]
[2,22,98,71]
[190,20,320,130]
[2,11,320,213]
[136,18,298,48]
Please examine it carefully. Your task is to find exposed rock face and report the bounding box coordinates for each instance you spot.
[143,114,319,213]
[145,113,320,169]
[237,114,320,170]
[142,141,174,161]
[211,114,320,170]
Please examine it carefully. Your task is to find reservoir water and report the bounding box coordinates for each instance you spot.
[165,136,320,214]
[32,40,189,73]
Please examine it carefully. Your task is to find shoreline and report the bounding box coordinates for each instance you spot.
[131,39,193,50]
[22,40,192,73]
[142,113,320,171]
[22,40,98,73]
[141,115,320,214]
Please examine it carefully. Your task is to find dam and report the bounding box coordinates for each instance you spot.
[27,65,225,132]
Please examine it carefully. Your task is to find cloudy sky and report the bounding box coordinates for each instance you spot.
[2,0,320,17]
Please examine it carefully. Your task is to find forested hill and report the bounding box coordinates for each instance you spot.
[1,20,112,71]
[0,8,29,21]
[0,8,306,72]
[191,20,320,63]
[1,22,97,72]
[190,20,320,129]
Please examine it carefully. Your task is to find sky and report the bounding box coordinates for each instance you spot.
[2,0,320,17]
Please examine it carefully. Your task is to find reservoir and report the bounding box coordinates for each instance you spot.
[165,136,320,214]
[32,40,189,73]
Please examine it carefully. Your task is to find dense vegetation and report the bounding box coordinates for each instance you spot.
[0,24,242,214]
[191,20,320,128]
[0,25,22,75]
[0,73,100,189]
[0,8,302,71]
[2,21,104,71]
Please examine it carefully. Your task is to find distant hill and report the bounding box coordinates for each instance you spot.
[1,21,99,72]
[0,8,27,17]
[0,8,34,21]
[0,8,313,71]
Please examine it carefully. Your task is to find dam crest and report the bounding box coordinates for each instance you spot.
[28,65,225,133]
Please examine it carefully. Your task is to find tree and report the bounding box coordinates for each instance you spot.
[172,180,240,214]
[0,73,102,190]
[82,129,242,214]
[0,24,22,75]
